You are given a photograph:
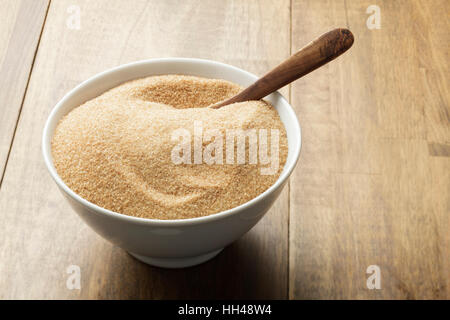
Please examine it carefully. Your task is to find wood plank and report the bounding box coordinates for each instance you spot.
[0,0,290,299]
[290,0,449,299]
[0,0,49,184]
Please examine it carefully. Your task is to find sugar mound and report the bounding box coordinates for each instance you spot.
[51,75,288,219]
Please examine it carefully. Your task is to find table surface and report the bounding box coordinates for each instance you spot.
[0,0,448,299]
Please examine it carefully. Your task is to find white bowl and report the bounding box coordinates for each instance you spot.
[42,58,301,268]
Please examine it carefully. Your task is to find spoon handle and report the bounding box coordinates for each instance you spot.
[212,28,354,108]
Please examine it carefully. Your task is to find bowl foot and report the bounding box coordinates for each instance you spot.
[128,248,223,268]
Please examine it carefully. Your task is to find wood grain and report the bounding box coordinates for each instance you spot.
[0,0,290,299]
[0,0,49,184]
[0,0,448,300]
[213,28,354,108]
[289,0,449,299]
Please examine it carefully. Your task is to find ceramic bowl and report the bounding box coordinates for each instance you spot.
[42,58,301,268]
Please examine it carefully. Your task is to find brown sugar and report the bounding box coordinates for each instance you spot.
[51,75,288,219]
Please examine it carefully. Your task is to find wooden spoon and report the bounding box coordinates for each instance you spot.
[211,28,354,109]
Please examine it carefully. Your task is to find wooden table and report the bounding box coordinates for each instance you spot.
[0,0,448,299]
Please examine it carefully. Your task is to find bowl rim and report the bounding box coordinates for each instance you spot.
[42,57,301,227]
